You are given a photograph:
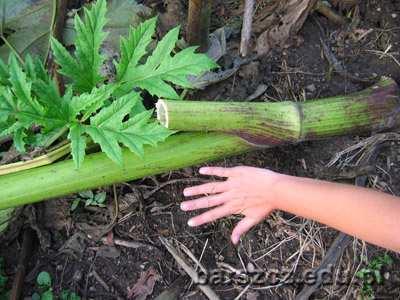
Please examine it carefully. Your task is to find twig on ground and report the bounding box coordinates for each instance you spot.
[314,17,377,84]
[240,0,255,57]
[366,48,400,68]
[100,236,158,251]
[295,233,352,300]
[246,84,268,101]
[190,55,260,89]
[159,237,220,300]
[10,228,36,300]
[314,0,347,25]
[327,133,400,168]
[91,270,110,292]
[317,165,375,181]
[319,36,376,83]
[154,275,188,300]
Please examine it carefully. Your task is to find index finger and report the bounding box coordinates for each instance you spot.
[199,167,237,178]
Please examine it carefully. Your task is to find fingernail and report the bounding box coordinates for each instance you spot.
[199,167,208,174]
[188,219,195,227]
[183,189,191,197]
[232,235,239,245]
[180,203,188,211]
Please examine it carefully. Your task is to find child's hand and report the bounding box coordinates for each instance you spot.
[181,166,283,244]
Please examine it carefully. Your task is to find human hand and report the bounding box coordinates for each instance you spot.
[181,166,283,244]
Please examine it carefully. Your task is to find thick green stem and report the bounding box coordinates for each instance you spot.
[0,133,250,210]
[0,79,399,211]
[157,78,400,146]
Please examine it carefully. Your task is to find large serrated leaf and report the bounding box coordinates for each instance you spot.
[69,124,87,169]
[51,0,108,93]
[116,17,157,82]
[118,26,217,99]
[84,93,171,164]
[0,208,14,234]
[63,0,152,53]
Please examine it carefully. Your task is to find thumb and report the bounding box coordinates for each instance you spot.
[231,217,260,245]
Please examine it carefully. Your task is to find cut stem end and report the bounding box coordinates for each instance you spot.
[156,100,169,128]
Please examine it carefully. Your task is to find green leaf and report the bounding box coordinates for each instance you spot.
[13,127,27,153]
[0,208,14,234]
[0,87,14,123]
[84,93,137,164]
[0,257,7,290]
[60,290,81,300]
[70,85,114,120]
[84,125,123,164]
[120,110,172,156]
[79,190,93,199]
[115,17,157,82]
[0,59,9,85]
[0,273,6,290]
[63,0,152,54]
[31,292,41,300]
[69,124,86,169]
[83,92,171,164]
[0,2,217,169]
[41,290,54,300]
[70,199,80,211]
[9,54,35,112]
[1,55,69,138]
[118,26,217,98]
[36,271,52,288]
[51,0,108,93]
[94,192,106,205]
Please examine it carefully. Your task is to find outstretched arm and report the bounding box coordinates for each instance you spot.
[181,166,400,252]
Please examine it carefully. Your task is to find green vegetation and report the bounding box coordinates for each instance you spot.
[0,0,216,170]
[356,254,393,299]
[32,271,80,300]
[71,190,107,211]
[156,78,400,146]
[0,258,9,300]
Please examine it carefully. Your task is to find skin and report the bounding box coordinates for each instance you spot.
[181,166,400,253]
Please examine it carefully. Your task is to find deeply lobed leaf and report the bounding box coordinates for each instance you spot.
[51,0,108,93]
[115,22,217,99]
[0,0,217,168]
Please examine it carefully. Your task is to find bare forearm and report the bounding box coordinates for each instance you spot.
[274,175,400,252]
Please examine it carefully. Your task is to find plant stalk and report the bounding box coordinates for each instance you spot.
[187,0,211,52]
[0,133,250,210]
[156,78,400,146]
[0,79,399,210]
[0,143,70,176]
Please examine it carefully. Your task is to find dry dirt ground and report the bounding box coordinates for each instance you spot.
[1,0,400,299]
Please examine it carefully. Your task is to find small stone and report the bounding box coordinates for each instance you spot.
[247,262,256,272]
[56,265,63,271]
[73,270,82,282]
[392,13,397,19]
[306,84,316,93]
[216,254,224,261]
[384,272,390,280]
